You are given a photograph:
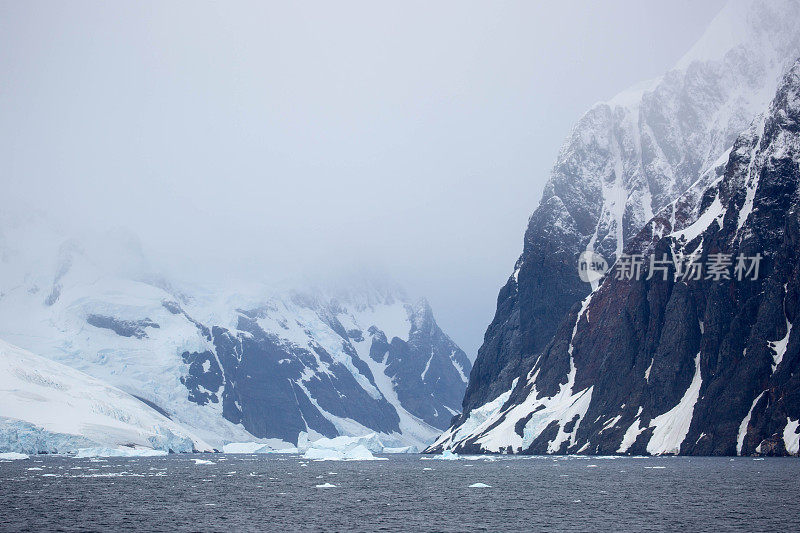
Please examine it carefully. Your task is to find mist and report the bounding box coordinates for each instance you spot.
[1,0,726,356]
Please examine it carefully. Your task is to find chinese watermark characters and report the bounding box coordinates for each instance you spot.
[612,252,762,281]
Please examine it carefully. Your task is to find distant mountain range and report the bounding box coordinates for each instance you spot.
[0,215,470,452]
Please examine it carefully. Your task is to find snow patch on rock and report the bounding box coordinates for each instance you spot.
[647,354,702,455]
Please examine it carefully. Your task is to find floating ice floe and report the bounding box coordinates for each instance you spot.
[303,444,384,461]
[192,458,215,465]
[469,482,491,488]
[315,483,336,488]
[298,433,419,456]
[432,450,460,461]
[299,432,419,461]
[222,442,298,454]
[383,445,419,454]
[0,452,29,460]
[75,447,168,458]
[222,442,271,454]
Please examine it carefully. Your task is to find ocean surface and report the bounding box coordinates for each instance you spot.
[1,454,798,532]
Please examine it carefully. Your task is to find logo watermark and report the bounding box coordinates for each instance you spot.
[577,251,609,283]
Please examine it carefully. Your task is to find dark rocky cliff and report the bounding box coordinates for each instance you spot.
[432,59,800,456]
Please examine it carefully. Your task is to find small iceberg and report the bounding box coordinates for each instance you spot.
[301,433,383,453]
[433,450,460,461]
[469,482,491,488]
[0,452,29,461]
[222,442,298,454]
[298,432,417,456]
[75,447,168,458]
[192,458,215,465]
[383,445,420,454]
[315,482,336,488]
[343,445,378,461]
[303,444,383,461]
[304,448,341,461]
[223,442,271,454]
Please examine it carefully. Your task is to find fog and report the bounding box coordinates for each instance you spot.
[1,1,726,356]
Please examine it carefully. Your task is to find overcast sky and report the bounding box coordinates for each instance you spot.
[1,1,727,356]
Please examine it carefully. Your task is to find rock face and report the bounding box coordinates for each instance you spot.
[436,0,800,456]
[0,221,470,449]
[431,57,800,457]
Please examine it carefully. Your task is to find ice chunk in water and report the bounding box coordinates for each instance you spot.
[303,444,381,461]
[344,445,376,460]
[75,447,167,458]
[222,442,271,454]
[383,445,419,454]
[0,452,29,460]
[433,450,460,460]
[222,441,298,454]
[304,448,342,461]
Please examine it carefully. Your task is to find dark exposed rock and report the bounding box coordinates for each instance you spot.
[132,395,173,420]
[161,300,183,315]
[174,296,470,445]
[180,350,223,406]
[85,314,160,339]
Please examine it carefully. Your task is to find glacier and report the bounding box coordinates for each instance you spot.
[0,338,212,454]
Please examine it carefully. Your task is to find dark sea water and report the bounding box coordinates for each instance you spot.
[0,454,798,532]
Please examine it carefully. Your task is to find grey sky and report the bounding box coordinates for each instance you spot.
[1,1,726,356]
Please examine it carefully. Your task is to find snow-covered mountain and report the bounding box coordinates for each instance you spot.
[0,215,470,451]
[436,0,800,455]
[432,57,800,456]
[462,0,800,418]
